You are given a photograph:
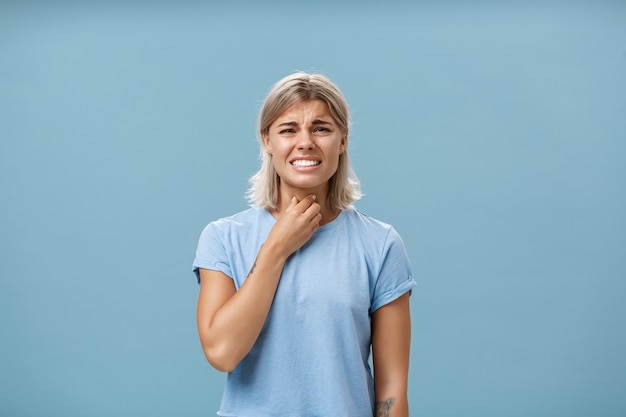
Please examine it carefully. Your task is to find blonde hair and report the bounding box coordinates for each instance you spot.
[247,72,361,210]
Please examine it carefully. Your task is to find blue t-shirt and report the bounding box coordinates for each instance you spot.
[193,206,415,417]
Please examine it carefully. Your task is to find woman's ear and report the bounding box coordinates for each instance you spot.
[262,132,272,155]
[340,133,348,153]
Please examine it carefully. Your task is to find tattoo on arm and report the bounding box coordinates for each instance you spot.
[247,244,263,278]
[375,397,395,417]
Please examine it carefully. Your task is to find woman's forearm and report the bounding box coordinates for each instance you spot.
[375,389,408,417]
[198,241,288,372]
[371,293,412,417]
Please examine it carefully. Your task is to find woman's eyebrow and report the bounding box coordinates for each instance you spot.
[276,121,298,128]
[276,119,332,128]
[312,119,332,125]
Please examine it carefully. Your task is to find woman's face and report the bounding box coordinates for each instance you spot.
[263,99,346,199]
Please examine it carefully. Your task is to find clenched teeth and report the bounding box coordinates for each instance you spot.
[291,160,321,167]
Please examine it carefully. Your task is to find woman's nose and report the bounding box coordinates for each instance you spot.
[296,132,315,150]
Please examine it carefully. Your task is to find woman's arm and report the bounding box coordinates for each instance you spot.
[371,292,412,417]
[196,195,321,372]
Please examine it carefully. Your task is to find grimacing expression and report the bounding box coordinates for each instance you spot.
[263,99,346,196]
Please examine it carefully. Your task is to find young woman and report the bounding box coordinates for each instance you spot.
[194,72,416,417]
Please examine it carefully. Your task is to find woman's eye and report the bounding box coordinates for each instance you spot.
[313,127,330,132]
[279,129,295,134]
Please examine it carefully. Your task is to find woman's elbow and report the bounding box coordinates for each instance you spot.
[203,345,240,373]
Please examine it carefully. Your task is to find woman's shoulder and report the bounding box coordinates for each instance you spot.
[342,206,397,238]
[340,207,408,258]
[200,207,269,234]
[217,206,265,223]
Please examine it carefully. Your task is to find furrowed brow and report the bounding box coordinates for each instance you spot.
[276,121,298,127]
[312,119,332,125]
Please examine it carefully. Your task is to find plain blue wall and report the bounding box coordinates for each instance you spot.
[1,1,625,416]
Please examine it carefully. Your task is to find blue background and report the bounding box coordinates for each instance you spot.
[1,1,625,416]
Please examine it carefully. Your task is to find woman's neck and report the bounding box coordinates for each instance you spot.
[273,186,340,226]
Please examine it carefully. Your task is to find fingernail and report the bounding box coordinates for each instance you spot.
[311,194,316,200]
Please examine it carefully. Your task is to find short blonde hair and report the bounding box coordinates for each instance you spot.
[247,72,361,210]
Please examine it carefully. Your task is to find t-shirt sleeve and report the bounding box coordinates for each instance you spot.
[370,227,416,313]
[192,221,233,284]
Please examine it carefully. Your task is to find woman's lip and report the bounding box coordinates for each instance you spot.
[289,160,322,172]
[289,156,321,162]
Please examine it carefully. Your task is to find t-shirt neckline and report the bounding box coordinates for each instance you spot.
[260,206,349,232]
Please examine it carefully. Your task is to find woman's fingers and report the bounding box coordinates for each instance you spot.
[268,194,322,256]
[294,194,320,219]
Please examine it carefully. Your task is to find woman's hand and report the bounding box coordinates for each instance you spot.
[266,194,321,258]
